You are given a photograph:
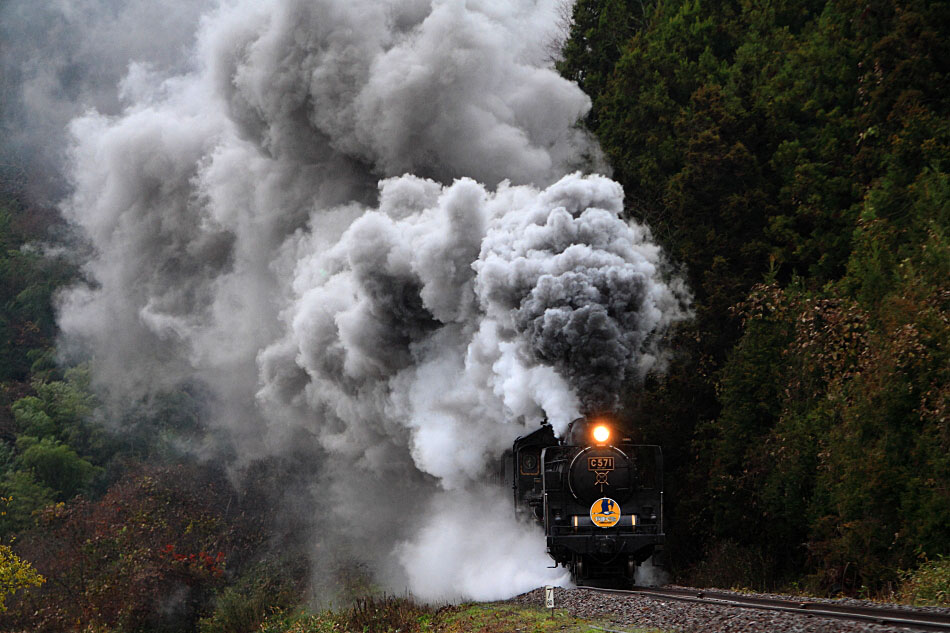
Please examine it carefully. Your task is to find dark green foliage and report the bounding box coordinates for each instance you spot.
[558,0,658,124]
[0,470,55,534]
[563,0,950,593]
[14,436,100,501]
[11,369,106,458]
[0,201,74,383]
[0,194,102,547]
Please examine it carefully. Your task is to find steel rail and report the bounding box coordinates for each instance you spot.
[581,586,950,631]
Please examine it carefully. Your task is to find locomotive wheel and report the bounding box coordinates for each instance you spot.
[626,557,638,588]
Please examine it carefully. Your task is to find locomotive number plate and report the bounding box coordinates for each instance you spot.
[588,456,614,471]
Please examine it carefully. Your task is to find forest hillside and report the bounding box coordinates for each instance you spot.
[560,0,949,593]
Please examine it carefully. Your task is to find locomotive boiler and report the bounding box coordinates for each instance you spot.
[504,416,665,586]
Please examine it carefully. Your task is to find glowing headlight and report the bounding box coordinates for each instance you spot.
[593,425,610,443]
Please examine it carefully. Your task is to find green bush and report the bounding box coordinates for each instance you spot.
[198,558,304,633]
[900,558,950,606]
[0,471,54,534]
[14,436,100,500]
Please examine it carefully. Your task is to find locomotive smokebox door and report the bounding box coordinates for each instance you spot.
[568,446,634,505]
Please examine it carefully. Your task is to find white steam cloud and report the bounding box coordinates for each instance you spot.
[14,0,691,601]
[397,488,571,601]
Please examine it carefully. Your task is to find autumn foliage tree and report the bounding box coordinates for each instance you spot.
[0,544,43,612]
[3,464,257,633]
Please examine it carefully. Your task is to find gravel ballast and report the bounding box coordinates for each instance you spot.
[508,586,947,632]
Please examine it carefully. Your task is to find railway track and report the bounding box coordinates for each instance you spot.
[581,586,950,631]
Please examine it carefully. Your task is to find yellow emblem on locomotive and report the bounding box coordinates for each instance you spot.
[589,497,621,528]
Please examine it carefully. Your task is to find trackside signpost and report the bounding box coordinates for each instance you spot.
[545,585,554,616]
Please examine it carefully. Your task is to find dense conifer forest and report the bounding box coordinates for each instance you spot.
[0,0,946,630]
[561,0,949,595]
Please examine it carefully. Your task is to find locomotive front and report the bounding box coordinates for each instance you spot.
[505,417,665,586]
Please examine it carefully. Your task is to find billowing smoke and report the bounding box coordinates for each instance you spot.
[263,171,682,490]
[9,0,690,601]
[475,175,688,412]
[0,0,212,200]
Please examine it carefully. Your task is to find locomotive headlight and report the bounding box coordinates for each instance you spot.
[592,425,610,444]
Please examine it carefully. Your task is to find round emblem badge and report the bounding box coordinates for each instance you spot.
[590,497,621,528]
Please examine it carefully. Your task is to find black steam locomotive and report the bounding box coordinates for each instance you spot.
[504,416,665,586]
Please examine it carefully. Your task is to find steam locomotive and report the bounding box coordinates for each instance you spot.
[504,416,665,586]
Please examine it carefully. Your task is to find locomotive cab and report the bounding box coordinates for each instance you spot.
[508,417,665,587]
[505,423,556,522]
